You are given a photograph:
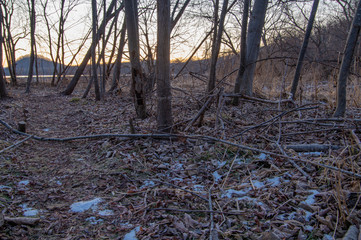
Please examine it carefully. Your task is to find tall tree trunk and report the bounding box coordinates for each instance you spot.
[156,0,172,132]
[61,0,119,95]
[125,0,147,119]
[207,0,219,93]
[239,0,268,96]
[110,20,127,92]
[25,0,36,93]
[0,6,8,99]
[290,0,320,100]
[232,0,250,105]
[334,0,361,117]
[92,0,101,100]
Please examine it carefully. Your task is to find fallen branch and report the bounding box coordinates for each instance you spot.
[224,93,294,105]
[148,208,245,216]
[349,130,361,151]
[0,135,33,154]
[286,144,341,152]
[4,217,40,225]
[2,118,361,179]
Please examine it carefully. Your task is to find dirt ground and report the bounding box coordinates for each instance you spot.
[1,81,361,239]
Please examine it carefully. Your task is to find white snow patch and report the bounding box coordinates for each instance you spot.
[299,152,322,156]
[141,180,155,189]
[304,225,314,232]
[212,171,222,182]
[123,226,141,240]
[173,163,183,170]
[258,153,267,160]
[171,177,184,182]
[18,180,29,186]
[42,128,50,132]
[322,234,334,240]
[215,160,227,168]
[20,204,39,217]
[222,189,250,198]
[301,190,319,205]
[267,177,281,187]
[86,216,103,225]
[304,210,314,221]
[193,185,204,191]
[0,185,11,190]
[56,181,62,186]
[98,210,114,216]
[70,198,102,213]
[252,180,264,188]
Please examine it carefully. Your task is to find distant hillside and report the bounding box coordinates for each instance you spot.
[3,55,215,77]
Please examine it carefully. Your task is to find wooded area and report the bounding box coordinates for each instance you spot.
[1,0,361,239]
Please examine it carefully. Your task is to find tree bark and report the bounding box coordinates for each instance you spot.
[109,19,127,92]
[156,0,173,132]
[61,0,119,95]
[125,0,147,119]
[334,0,361,117]
[25,0,36,93]
[290,0,320,100]
[239,0,268,96]
[232,0,250,105]
[0,5,8,99]
[92,0,100,100]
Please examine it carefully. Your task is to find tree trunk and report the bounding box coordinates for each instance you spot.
[125,0,147,119]
[239,0,268,96]
[156,0,173,132]
[0,6,8,99]
[290,0,320,100]
[61,0,119,95]
[92,0,100,100]
[110,20,127,92]
[334,0,361,117]
[25,0,36,93]
[232,0,250,105]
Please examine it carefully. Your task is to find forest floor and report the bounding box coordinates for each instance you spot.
[1,79,361,240]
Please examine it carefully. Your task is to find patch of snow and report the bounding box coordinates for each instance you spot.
[215,160,227,168]
[322,234,334,240]
[0,185,12,190]
[18,180,29,186]
[98,210,114,216]
[267,177,281,187]
[193,185,204,191]
[304,210,314,221]
[304,225,314,232]
[171,177,184,182]
[212,171,222,182]
[123,226,141,240]
[42,128,50,132]
[86,216,103,225]
[276,211,297,221]
[222,189,250,198]
[173,163,183,170]
[20,204,39,217]
[301,190,319,205]
[252,180,264,188]
[258,153,267,160]
[70,198,102,213]
[141,180,155,189]
[56,181,62,186]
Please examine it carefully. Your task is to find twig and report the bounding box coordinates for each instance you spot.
[150,179,208,202]
[4,217,40,225]
[148,208,245,215]
[350,130,361,150]
[2,118,361,179]
[0,135,33,154]
[230,104,319,138]
[276,143,312,181]
[184,94,215,131]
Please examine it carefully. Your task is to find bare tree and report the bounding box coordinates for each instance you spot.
[239,0,268,96]
[290,0,320,100]
[25,0,36,93]
[109,19,126,92]
[156,0,172,132]
[334,0,361,117]
[125,0,147,119]
[0,3,8,99]
[61,0,121,96]
[232,0,250,105]
[91,0,100,100]
[207,0,228,93]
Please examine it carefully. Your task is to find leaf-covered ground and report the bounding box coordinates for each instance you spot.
[1,82,361,240]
